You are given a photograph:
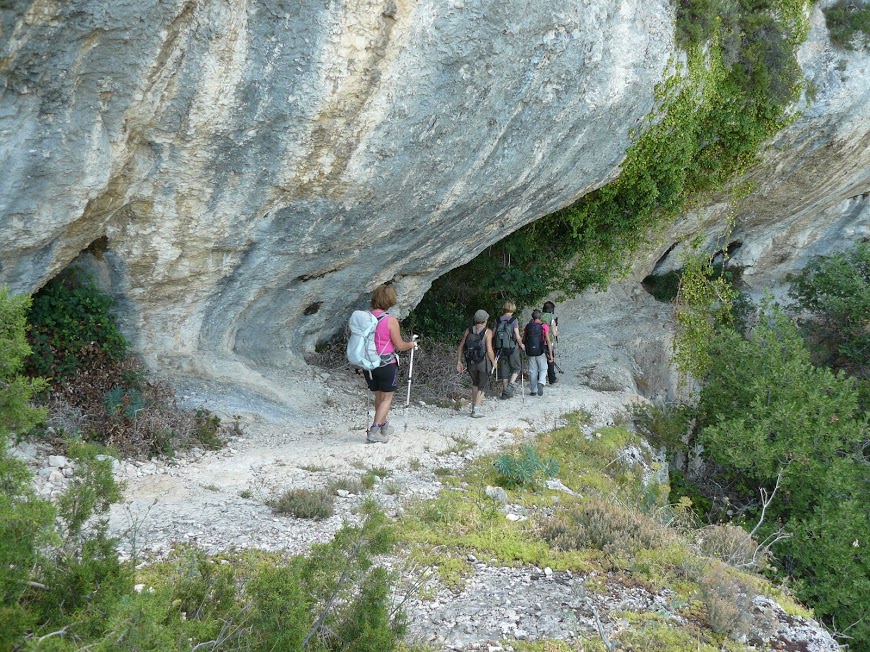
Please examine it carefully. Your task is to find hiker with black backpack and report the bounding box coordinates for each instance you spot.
[494,300,525,399]
[347,284,418,444]
[456,309,496,418]
[541,300,559,385]
[524,309,553,397]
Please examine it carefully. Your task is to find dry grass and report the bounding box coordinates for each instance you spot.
[699,564,758,638]
[541,498,676,556]
[42,356,228,457]
[695,523,764,569]
[267,488,335,520]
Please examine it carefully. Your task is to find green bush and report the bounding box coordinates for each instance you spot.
[494,444,559,489]
[788,241,870,376]
[695,302,870,649]
[0,436,133,647]
[824,0,870,50]
[26,269,127,378]
[0,286,47,439]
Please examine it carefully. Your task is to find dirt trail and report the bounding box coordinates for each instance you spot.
[107,295,654,559]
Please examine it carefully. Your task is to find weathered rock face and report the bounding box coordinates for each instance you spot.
[1,0,673,392]
[1,1,868,400]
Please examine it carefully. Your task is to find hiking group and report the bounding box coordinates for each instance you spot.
[457,300,558,418]
[348,285,560,443]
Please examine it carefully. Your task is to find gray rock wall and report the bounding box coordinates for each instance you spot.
[1,0,674,390]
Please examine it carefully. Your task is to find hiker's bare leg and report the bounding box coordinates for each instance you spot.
[374,391,394,424]
[472,387,484,407]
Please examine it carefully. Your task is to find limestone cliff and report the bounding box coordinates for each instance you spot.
[1,0,868,398]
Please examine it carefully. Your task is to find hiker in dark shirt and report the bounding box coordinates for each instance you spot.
[493,301,525,399]
[541,300,559,385]
[456,310,496,418]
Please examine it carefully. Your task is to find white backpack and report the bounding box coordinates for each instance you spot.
[346,311,390,370]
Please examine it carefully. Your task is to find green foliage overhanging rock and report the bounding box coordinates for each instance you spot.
[409,0,810,340]
[823,0,870,50]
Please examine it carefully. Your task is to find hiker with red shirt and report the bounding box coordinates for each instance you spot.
[523,309,553,397]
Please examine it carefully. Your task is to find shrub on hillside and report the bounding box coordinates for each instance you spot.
[1,435,406,652]
[0,286,47,439]
[696,301,869,649]
[0,437,133,647]
[824,0,870,50]
[788,241,870,377]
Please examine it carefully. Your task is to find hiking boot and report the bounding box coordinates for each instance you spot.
[380,422,395,437]
[505,383,516,398]
[499,391,510,400]
[471,407,484,418]
[538,385,544,397]
[366,425,390,444]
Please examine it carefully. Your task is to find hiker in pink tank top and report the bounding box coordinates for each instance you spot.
[363,285,418,443]
[371,309,396,357]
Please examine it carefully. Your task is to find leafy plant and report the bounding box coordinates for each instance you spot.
[104,385,145,419]
[0,286,47,439]
[26,269,128,378]
[494,444,559,489]
[788,241,870,376]
[824,0,870,50]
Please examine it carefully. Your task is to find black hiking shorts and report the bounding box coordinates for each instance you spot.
[365,362,398,393]
[467,359,491,390]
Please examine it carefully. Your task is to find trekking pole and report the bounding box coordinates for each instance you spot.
[405,336,418,408]
[520,352,525,405]
[490,351,500,397]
